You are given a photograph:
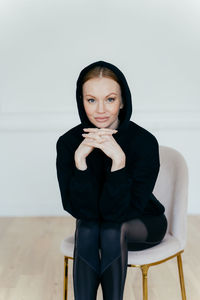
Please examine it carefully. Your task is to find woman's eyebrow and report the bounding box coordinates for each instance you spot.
[85,92,118,97]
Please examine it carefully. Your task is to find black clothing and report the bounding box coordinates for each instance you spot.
[56,60,165,223]
[73,214,168,300]
[55,60,168,300]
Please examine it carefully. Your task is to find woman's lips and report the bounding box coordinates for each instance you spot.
[95,117,109,122]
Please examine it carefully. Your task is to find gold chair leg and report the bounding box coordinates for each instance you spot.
[63,257,69,300]
[177,253,187,300]
[141,265,150,300]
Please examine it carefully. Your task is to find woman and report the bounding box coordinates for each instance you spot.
[56,60,168,300]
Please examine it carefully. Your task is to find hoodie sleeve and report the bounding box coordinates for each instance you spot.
[56,136,99,220]
[99,135,162,222]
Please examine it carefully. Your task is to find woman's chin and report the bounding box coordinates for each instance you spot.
[89,117,116,129]
[92,120,110,128]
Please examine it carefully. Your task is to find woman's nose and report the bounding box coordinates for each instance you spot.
[96,102,105,112]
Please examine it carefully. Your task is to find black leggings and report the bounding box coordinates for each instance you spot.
[73,214,168,300]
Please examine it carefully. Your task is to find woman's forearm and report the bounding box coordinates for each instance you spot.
[75,158,87,171]
[111,155,126,172]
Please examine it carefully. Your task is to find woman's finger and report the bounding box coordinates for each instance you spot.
[82,132,109,139]
[83,135,105,143]
[82,134,106,143]
[83,128,117,134]
[82,133,100,140]
[83,130,116,137]
[96,131,114,136]
[83,139,104,147]
[82,133,112,140]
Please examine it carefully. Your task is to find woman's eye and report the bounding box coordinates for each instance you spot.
[87,98,95,103]
[107,97,115,102]
[87,97,115,103]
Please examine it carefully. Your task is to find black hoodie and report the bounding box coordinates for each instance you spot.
[56,60,165,223]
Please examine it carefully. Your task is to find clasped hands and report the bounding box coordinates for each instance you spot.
[82,127,126,169]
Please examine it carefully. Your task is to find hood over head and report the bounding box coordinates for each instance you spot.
[76,60,132,134]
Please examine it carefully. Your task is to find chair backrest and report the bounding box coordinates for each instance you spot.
[153,145,189,249]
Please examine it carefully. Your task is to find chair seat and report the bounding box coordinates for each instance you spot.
[127,233,182,265]
[60,233,183,265]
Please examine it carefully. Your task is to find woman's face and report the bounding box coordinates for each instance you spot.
[82,77,124,130]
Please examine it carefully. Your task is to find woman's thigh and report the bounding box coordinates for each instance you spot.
[74,219,100,252]
[73,219,101,272]
[124,213,168,251]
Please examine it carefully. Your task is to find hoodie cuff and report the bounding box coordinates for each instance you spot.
[105,166,131,185]
[73,166,91,182]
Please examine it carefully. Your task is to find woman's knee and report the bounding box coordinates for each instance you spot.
[143,213,168,243]
[75,219,100,248]
[100,222,122,241]
[159,214,168,240]
[74,220,101,273]
[100,222,124,255]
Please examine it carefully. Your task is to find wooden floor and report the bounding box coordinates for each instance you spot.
[0,215,199,300]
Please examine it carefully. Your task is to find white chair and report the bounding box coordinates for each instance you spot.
[60,145,189,300]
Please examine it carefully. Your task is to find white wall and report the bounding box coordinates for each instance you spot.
[0,0,199,216]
